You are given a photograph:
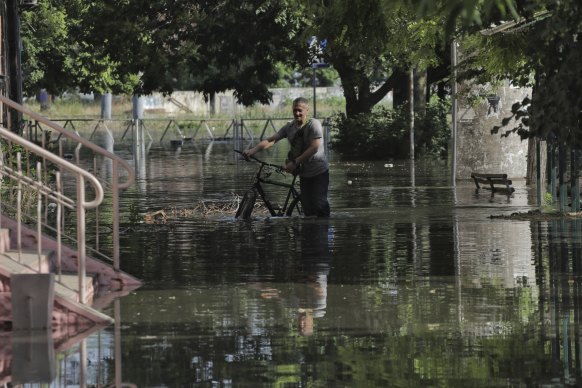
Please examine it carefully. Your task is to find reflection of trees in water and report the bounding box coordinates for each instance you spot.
[119,214,582,386]
[248,221,332,336]
[539,219,582,382]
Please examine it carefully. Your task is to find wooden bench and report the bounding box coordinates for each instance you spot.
[471,172,515,195]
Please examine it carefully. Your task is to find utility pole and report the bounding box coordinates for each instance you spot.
[451,39,458,186]
[308,36,329,119]
[312,67,317,118]
[409,68,415,161]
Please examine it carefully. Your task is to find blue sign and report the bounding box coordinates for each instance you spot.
[308,36,328,67]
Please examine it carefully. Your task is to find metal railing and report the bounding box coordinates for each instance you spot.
[28,117,297,143]
[0,95,135,303]
[27,116,333,150]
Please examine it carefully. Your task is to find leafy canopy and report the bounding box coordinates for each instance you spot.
[299,0,447,116]
[441,0,582,147]
[21,0,304,105]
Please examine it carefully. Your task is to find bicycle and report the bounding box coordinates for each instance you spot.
[234,150,303,219]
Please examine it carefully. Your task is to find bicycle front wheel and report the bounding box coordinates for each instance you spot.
[236,189,257,219]
[285,197,303,217]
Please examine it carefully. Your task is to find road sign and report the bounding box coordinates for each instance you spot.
[308,36,328,67]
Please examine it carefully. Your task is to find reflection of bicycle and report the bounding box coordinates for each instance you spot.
[235,150,302,219]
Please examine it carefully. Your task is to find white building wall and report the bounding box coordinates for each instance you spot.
[456,80,531,180]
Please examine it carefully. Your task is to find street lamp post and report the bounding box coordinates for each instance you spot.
[308,36,329,119]
[312,66,317,118]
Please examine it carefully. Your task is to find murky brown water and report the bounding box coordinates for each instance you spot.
[31,141,582,386]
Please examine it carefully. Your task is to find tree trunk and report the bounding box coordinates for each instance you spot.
[342,76,366,118]
[427,45,451,102]
[392,69,408,107]
[526,137,537,185]
[335,61,398,118]
[209,92,216,116]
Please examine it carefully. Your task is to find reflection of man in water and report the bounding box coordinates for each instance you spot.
[253,221,332,336]
[293,221,332,335]
[292,256,329,336]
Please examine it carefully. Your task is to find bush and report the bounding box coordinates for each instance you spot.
[415,97,451,159]
[329,98,451,160]
[329,106,407,159]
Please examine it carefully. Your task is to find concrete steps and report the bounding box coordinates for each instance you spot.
[0,223,125,329]
[0,249,52,276]
[0,218,142,289]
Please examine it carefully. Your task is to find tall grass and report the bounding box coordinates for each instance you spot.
[23,93,347,120]
[24,95,134,119]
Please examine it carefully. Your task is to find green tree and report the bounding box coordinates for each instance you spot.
[170,0,304,105]
[416,0,582,200]
[411,0,521,33]
[440,0,582,148]
[300,0,447,117]
[20,0,140,96]
[501,1,582,148]
[20,0,304,105]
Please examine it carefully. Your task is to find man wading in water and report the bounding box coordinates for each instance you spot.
[242,97,330,217]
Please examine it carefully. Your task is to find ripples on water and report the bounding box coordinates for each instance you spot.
[52,142,582,386]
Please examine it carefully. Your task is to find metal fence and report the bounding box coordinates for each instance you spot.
[26,117,332,146]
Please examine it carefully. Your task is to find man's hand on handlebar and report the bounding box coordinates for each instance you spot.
[235,149,290,174]
[241,149,253,161]
[283,160,297,174]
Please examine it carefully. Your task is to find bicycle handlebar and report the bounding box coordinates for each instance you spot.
[234,149,284,171]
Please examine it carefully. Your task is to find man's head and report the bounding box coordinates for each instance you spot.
[292,97,309,125]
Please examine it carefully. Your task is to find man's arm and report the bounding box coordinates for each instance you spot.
[242,133,281,158]
[284,137,321,172]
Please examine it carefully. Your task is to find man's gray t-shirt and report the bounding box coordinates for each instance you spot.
[276,118,328,178]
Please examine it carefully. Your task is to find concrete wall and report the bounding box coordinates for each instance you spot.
[142,87,352,116]
[456,80,531,180]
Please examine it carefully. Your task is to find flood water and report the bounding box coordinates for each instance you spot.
[36,140,582,386]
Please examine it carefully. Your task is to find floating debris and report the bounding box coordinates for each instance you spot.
[142,194,269,223]
[144,209,168,224]
[489,209,582,221]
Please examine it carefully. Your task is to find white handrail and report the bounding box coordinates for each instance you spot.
[0,131,100,304]
[0,95,135,270]
[0,95,134,189]
[0,127,104,208]
[0,96,137,302]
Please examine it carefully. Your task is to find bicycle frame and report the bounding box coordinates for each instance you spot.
[254,162,300,216]
[235,150,302,217]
